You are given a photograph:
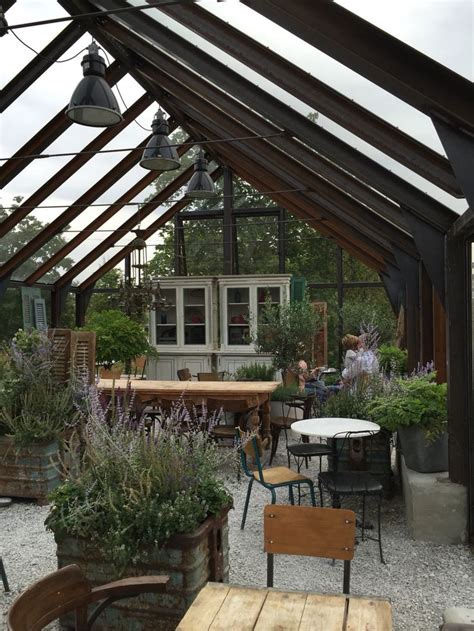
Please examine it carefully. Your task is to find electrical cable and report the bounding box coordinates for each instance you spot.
[0,132,285,162]
[2,1,200,32]
[10,29,88,62]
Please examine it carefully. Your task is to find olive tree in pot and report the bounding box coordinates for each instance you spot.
[84,309,155,378]
[367,373,448,473]
[253,295,321,387]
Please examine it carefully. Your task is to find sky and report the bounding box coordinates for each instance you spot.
[0,0,473,282]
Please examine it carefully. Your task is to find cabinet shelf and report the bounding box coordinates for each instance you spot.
[228,323,249,327]
[228,302,249,306]
[185,323,205,326]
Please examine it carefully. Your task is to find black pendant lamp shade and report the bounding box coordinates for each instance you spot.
[140,110,180,171]
[186,151,215,199]
[66,43,122,127]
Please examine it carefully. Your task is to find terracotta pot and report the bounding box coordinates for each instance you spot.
[100,368,122,380]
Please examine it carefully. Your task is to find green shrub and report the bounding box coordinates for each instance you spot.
[378,345,408,375]
[366,374,447,441]
[46,387,233,571]
[270,383,301,401]
[234,363,275,381]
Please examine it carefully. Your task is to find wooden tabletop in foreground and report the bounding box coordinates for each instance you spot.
[98,379,280,397]
[177,583,392,631]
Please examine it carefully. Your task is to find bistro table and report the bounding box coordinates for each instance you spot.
[98,379,280,446]
[177,582,392,630]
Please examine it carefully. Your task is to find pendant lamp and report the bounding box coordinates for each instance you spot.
[186,150,215,199]
[140,110,180,171]
[66,42,122,127]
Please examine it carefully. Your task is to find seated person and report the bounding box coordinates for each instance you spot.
[297,360,329,402]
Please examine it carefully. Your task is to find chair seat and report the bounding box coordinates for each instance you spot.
[287,443,332,458]
[212,425,236,438]
[319,471,383,495]
[255,466,311,485]
[270,416,293,429]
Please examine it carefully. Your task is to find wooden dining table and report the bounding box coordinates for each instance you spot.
[176,582,392,630]
[98,379,280,445]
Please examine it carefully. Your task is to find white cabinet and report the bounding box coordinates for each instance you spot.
[149,275,290,380]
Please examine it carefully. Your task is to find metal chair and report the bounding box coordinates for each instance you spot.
[7,564,168,630]
[318,431,385,563]
[237,430,316,529]
[263,504,356,594]
[0,557,9,592]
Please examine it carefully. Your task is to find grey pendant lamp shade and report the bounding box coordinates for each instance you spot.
[140,110,180,171]
[186,150,215,198]
[66,42,123,127]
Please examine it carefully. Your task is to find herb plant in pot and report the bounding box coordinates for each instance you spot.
[367,373,448,473]
[84,309,154,377]
[46,388,232,629]
[0,329,77,502]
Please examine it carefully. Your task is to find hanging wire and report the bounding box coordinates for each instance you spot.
[0,132,285,162]
[2,1,199,32]
[0,187,308,211]
[9,29,88,62]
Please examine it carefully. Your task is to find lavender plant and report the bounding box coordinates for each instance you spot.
[46,385,233,571]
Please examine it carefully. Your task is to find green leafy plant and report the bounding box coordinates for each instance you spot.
[234,363,275,381]
[254,295,321,373]
[366,374,447,441]
[378,345,408,375]
[46,385,233,571]
[270,384,301,401]
[84,310,155,370]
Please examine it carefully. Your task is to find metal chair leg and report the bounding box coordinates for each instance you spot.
[288,485,295,505]
[241,478,254,530]
[308,482,316,507]
[377,493,386,564]
[0,557,10,592]
[361,496,366,541]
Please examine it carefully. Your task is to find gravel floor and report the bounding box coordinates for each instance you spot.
[1,440,473,631]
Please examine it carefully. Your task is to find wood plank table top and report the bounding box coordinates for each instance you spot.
[98,379,280,397]
[177,583,392,631]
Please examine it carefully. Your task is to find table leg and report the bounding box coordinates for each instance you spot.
[261,398,271,450]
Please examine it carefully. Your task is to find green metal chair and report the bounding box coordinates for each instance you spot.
[237,430,316,529]
[0,557,9,592]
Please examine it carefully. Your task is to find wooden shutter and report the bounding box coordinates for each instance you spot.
[48,329,73,383]
[21,288,41,329]
[33,298,48,330]
[48,329,96,384]
[290,276,306,302]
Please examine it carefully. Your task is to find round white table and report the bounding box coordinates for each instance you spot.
[291,417,380,439]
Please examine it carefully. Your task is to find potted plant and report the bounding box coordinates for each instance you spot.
[46,387,232,629]
[0,329,78,502]
[84,309,155,377]
[269,383,304,419]
[253,295,321,385]
[234,362,275,381]
[367,372,448,473]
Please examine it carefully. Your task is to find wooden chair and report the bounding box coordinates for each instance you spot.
[263,504,356,594]
[197,372,223,381]
[238,430,316,530]
[206,398,258,441]
[7,564,168,630]
[177,368,192,381]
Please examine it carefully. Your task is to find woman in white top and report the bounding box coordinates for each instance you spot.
[341,334,360,382]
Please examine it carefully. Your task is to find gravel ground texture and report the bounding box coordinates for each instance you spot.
[0,439,473,631]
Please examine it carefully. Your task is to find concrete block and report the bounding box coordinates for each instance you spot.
[401,456,468,544]
[443,607,474,624]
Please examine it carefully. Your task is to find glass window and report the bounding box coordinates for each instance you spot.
[156,288,177,345]
[227,287,249,345]
[183,287,206,345]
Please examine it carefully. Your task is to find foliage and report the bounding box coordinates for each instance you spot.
[366,374,447,441]
[321,374,389,420]
[254,295,321,371]
[46,385,233,571]
[0,329,77,445]
[342,289,397,345]
[270,383,301,401]
[84,310,154,369]
[86,269,124,316]
[234,363,275,381]
[378,344,408,375]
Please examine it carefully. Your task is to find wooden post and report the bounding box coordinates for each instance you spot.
[223,167,234,275]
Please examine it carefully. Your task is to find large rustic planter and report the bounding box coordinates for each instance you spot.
[56,507,230,630]
[398,426,448,473]
[0,436,61,503]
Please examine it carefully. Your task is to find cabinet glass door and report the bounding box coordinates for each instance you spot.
[227,287,250,345]
[257,286,281,318]
[156,288,177,345]
[183,287,206,345]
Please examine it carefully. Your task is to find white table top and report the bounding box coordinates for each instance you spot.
[291,417,380,438]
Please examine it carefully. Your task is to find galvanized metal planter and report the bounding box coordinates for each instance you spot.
[56,506,230,630]
[398,426,448,473]
[0,436,61,503]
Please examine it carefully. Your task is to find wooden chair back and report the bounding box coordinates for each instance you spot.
[7,564,169,631]
[197,372,221,381]
[264,505,356,593]
[237,429,264,480]
[177,368,192,381]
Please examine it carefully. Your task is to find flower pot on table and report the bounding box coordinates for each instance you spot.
[55,506,230,630]
[398,426,448,473]
[0,436,61,503]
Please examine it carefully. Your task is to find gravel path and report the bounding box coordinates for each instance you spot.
[1,444,472,630]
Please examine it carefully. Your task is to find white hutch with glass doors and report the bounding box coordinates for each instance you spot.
[147,275,291,380]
